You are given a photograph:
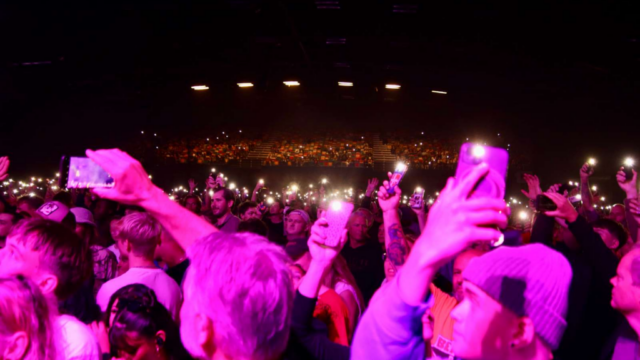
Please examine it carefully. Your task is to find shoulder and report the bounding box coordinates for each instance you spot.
[56,315,101,358]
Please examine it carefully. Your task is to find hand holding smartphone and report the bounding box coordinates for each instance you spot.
[455,143,509,246]
[534,194,558,211]
[60,156,114,189]
[387,163,408,195]
[323,201,354,247]
[411,187,425,209]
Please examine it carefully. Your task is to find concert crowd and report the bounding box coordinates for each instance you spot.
[0,147,638,360]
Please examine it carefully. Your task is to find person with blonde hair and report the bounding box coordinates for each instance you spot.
[96,212,182,322]
[340,209,385,306]
[0,275,57,360]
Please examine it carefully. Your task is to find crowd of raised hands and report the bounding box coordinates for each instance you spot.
[0,148,639,360]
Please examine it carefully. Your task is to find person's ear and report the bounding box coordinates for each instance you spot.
[36,273,58,297]
[155,330,167,350]
[510,316,536,350]
[195,313,216,357]
[611,239,620,250]
[227,200,234,209]
[3,331,28,360]
[125,239,132,253]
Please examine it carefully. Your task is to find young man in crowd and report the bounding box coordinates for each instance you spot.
[0,219,100,359]
[183,194,202,215]
[378,173,484,359]
[608,247,640,359]
[211,187,240,233]
[15,195,44,218]
[284,209,312,260]
[155,228,190,286]
[341,209,384,306]
[353,163,573,360]
[264,200,286,245]
[0,211,23,248]
[238,201,262,221]
[96,211,182,322]
[87,148,293,360]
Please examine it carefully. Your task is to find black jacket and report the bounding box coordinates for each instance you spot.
[531,214,620,360]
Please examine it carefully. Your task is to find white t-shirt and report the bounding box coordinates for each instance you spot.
[96,267,182,322]
[55,314,101,360]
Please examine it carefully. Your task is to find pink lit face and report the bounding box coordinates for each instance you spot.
[241,207,261,221]
[593,227,619,250]
[608,205,626,224]
[347,216,368,242]
[0,235,41,279]
[185,198,200,214]
[211,191,231,217]
[114,333,158,360]
[422,308,434,342]
[450,281,516,359]
[286,214,308,238]
[611,249,640,313]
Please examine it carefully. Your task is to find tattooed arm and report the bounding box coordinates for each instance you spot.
[377,176,410,274]
[384,211,410,267]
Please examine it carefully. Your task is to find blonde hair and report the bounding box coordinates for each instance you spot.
[119,212,161,257]
[185,232,293,360]
[0,276,56,360]
[349,209,373,228]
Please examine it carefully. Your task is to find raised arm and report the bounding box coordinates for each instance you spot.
[617,168,638,243]
[87,149,218,251]
[251,180,264,202]
[544,192,618,278]
[579,163,595,211]
[377,174,409,270]
[292,218,350,360]
[0,156,9,181]
[352,164,507,360]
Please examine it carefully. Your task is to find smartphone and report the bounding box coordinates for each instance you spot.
[624,166,635,181]
[535,194,558,211]
[557,183,576,196]
[387,163,408,195]
[324,201,355,247]
[455,143,508,200]
[59,156,114,189]
[411,188,425,209]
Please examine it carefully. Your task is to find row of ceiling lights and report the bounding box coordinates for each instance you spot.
[191,82,447,94]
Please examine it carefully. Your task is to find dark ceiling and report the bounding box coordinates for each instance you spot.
[1,0,639,190]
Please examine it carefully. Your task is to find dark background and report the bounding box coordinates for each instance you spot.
[1,1,639,200]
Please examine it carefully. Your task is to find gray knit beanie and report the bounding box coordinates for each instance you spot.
[463,244,572,350]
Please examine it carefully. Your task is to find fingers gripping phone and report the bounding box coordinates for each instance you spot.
[455,144,508,246]
[324,201,354,247]
[455,144,508,200]
[60,156,114,189]
[534,194,558,211]
[411,188,425,209]
[387,163,408,195]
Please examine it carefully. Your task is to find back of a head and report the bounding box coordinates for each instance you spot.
[109,285,190,359]
[9,219,92,301]
[52,191,73,209]
[592,218,629,250]
[0,275,55,360]
[184,232,293,360]
[238,201,258,217]
[238,218,268,237]
[17,196,45,211]
[120,212,161,258]
[463,244,572,351]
